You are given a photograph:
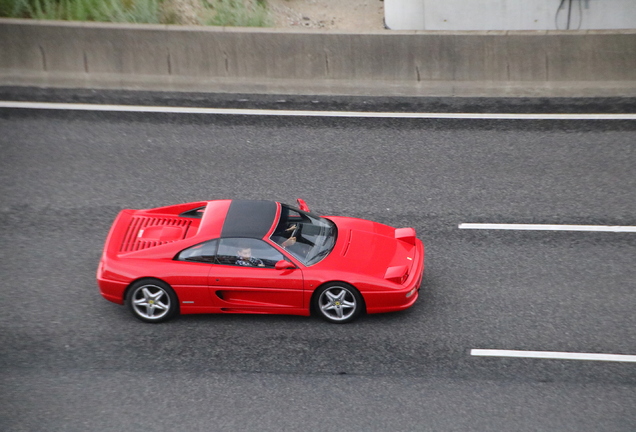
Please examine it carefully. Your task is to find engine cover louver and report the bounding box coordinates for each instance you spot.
[120,216,191,252]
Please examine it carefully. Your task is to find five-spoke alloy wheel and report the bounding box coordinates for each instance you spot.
[126,279,178,323]
[314,282,364,323]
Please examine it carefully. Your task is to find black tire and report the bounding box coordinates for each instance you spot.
[313,282,364,324]
[125,279,178,323]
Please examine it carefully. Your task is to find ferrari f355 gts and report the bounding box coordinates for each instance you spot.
[97,199,424,323]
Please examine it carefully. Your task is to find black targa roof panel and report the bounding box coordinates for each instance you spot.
[220,200,278,239]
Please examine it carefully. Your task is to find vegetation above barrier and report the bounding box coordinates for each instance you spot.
[0,0,270,26]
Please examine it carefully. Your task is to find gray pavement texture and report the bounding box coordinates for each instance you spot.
[0,88,635,431]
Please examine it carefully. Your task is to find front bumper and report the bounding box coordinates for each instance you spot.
[364,239,424,314]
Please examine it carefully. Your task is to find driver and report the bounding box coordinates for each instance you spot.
[236,247,265,267]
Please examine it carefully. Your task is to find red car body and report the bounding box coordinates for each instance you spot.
[97,199,424,323]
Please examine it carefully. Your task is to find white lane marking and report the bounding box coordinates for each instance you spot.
[471,349,636,363]
[459,223,636,232]
[1,101,635,120]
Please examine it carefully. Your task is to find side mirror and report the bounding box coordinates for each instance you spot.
[296,198,310,212]
[275,260,296,270]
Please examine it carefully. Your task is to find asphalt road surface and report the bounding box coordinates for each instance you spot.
[1,88,635,431]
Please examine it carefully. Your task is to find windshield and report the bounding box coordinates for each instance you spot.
[270,204,337,266]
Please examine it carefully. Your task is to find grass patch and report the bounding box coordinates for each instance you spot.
[204,0,270,27]
[0,0,272,26]
[0,0,162,22]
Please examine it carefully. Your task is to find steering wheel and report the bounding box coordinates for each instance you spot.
[289,223,300,239]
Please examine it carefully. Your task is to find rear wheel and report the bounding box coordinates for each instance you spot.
[314,282,363,324]
[126,279,178,323]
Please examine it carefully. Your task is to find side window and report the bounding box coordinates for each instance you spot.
[217,238,284,268]
[176,240,218,263]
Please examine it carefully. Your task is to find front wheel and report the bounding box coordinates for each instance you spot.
[126,279,178,323]
[313,282,364,324]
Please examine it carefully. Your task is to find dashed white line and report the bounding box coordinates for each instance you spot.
[471,349,636,363]
[1,101,636,120]
[459,223,636,232]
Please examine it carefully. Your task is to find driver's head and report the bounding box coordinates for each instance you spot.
[237,247,252,259]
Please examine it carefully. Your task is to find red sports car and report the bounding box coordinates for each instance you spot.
[97,199,424,323]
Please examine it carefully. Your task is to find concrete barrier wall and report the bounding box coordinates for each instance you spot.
[1,19,635,96]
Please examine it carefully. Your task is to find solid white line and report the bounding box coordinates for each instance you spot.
[458,223,636,232]
[1,101,635,120]
[471,349,636,363]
